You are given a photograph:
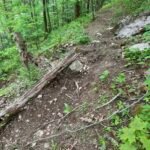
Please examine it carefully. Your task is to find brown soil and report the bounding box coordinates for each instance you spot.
[0,9,146,150]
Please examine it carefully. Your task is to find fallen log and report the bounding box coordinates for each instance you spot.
[0,52,79,129]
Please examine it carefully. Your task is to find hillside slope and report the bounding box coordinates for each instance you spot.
[0,8,149,150]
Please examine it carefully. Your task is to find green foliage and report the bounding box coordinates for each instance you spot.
[111,0,149,16]
[115,73,126,84]
[111,115,121,126]
[99,70,110,81]
[18,65,41,82]
[124,48,150,66]
[0,65,41,97]
[98,136,107,150]
[41,15,91,55]
[51,140,59,150]
[144,69,150,102]
[0,47,21,79]
[98,94,109,104]
[143,25,150,42]
[63,103,72,114]
[119,106,150,150]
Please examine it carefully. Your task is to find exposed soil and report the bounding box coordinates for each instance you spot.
[0,9,147,150]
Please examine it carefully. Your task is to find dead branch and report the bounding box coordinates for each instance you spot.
[96,93,121,110]
[0,52,79,128]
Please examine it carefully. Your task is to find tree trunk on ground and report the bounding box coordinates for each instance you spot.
[0,52,79,129]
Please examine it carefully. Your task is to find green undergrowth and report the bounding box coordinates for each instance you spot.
[93,22,150,149]
[124,25,150,67]
[117,25,150,150]
[0,14,91,97]
[111,0,149,16]
[39,14,91,57]
[106,0,150,24]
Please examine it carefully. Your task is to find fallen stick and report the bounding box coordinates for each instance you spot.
[96,93,121,110]
[0,52,79,128]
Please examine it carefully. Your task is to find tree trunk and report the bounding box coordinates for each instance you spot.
[42,0,49,33]
[75,0,81,18]
[87,0,90,13]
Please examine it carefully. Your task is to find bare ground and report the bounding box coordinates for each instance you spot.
[0,9,147,150]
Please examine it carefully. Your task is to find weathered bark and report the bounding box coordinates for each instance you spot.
[13,32,38,69]
[0,52,78,129]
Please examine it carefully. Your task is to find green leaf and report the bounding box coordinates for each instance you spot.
[99,70,110,81]
[129,116,147,131]
[120,127,136,144]
[120,143,136,150]
[63,103,72,114]
[140,136,150,150]
[115,73,126,84]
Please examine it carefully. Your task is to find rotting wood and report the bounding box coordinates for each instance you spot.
[0,52,79,129]
[13,32,38,69]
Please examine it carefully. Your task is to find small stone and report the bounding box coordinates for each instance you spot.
[35,130,44,137]
[46,132,50,135]
[26,119,30,123]
[107,26,114,31]
[96,32,102,37]
[37,94,43,99]
[129,43,150,51]
[58,112,63,118]
[31,142,36,147]
[49,100,53,104]
[44,143,50,149]
[54,98,57,102]
[15,129,19,133]
[91,40,100,44]
[18,115,22,120]
[69,60,83,72]
[37,114,42,118]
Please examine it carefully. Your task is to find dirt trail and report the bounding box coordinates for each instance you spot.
[0,9,142,150]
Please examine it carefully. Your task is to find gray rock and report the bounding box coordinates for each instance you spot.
[117,16,150,38]
[37,94,43,99]
[129,43,150,51]
[69,60,83,72]
[44,143,50,149]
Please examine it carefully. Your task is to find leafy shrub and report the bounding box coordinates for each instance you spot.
[111,0,149,16]
[63,103,72,114]
[143,25,150,42]
[40,14,91,55]
[18,65,41,82]
[119,104,150,150]
[99,70,110,81]
[76,34,90,44]
[0,47,21,79]
[115,73,126,84]
[124,48,150,65]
